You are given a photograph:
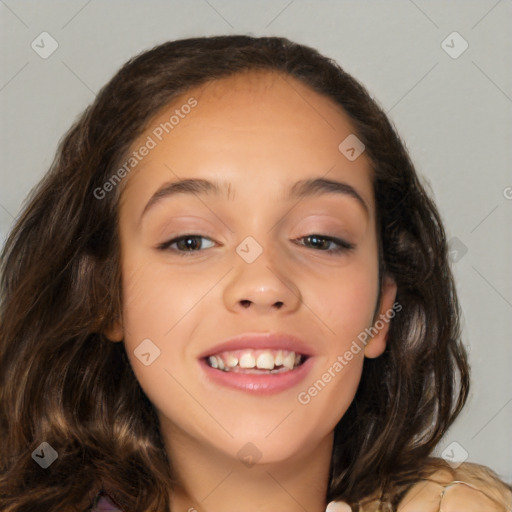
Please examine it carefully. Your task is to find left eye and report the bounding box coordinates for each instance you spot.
[294,234,354,253]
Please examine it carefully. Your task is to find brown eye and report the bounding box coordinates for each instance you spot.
[295,234,355,254]
[158,235,216,256]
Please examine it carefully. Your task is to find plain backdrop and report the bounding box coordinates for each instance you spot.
[1,0,511,482]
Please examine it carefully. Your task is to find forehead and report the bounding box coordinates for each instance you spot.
[167,69,356,139]
[119,69,374,216]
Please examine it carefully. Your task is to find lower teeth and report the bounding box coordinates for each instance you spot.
[219,366,293,374]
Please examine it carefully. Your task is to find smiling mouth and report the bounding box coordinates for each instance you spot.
[204,349,308,374]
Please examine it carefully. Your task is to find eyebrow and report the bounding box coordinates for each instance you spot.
[139,176,369,225]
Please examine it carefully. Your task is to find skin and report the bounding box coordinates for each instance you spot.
[106,70,398,512]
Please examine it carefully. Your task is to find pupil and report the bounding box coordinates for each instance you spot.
[181,237,199,251]
[310,236,325,249]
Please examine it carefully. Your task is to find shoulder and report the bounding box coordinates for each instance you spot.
[396,459,512,512]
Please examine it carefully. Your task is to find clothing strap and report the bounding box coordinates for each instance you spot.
[424,478,512,512]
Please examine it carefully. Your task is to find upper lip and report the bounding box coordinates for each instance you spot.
[198,332,315,359]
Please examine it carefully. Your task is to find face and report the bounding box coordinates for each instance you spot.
[107,70,396,465]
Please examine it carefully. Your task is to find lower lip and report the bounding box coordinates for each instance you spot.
[198,356,314,395]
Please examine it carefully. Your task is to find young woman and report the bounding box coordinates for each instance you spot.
[0,35,510,512]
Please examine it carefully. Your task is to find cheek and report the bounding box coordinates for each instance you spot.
[118,258,203,431]
[297,254,378,412]
[309,258,379,344]
[119,256,207,390]
[120,255,198,342]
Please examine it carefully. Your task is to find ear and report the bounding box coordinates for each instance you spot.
[364,274,398,359]
[104,319,124,342]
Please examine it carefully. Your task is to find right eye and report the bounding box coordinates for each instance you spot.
[157,235,216,256]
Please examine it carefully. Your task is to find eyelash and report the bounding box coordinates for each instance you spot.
[157,234,355,257]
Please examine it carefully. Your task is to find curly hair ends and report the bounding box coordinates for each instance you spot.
[0,35,469,511]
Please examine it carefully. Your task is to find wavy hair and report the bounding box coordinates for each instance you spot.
[0,35,469,511]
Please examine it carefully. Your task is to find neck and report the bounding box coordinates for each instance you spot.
[163,425,333,512]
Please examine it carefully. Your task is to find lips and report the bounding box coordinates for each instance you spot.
[197,332,315,394]
[198,332,315,360]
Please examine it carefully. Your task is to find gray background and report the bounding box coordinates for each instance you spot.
[1,0,511,481]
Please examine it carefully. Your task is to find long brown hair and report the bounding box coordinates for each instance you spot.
[0,35,469,511]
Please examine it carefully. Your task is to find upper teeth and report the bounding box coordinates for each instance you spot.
[207,349,302,372]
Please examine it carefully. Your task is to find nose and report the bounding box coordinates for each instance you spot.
[223,241,302,315]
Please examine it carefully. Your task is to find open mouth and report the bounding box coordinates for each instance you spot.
[204,349,308,374]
